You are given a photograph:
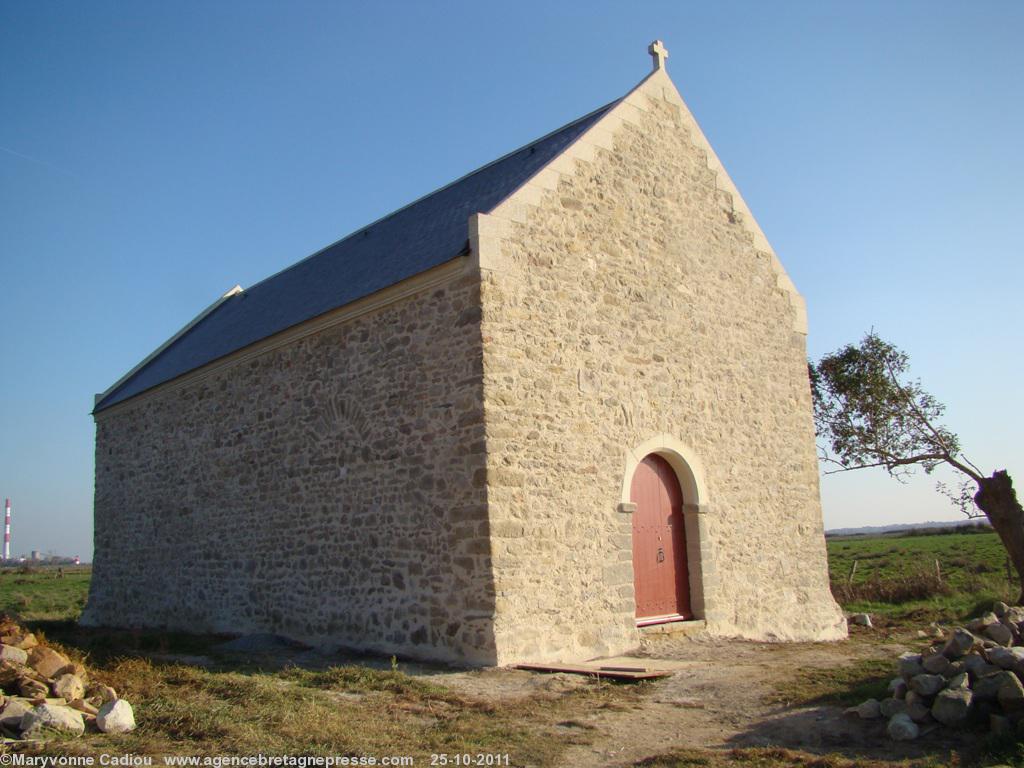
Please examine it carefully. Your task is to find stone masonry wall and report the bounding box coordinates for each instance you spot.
[480,91,846,664]
[84,273,496,664]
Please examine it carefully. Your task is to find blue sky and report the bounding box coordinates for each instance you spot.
[1,1,1021,558]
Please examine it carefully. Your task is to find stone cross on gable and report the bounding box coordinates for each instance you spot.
[648,39,669,71]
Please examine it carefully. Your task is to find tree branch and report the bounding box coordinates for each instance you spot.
[821,453,949,475]
[944,454,985,483]
[962,454,986,477]
[880,354,984,483]
[882,356,951,449]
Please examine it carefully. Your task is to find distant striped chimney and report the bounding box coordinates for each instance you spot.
[4,498,10,561]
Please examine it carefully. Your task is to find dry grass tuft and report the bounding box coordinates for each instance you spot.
[831,570,951,605]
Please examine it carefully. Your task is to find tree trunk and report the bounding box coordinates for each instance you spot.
[975,470,1024,604]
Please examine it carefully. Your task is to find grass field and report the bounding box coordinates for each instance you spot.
[0,565,90,620]
[826,528,1017,622]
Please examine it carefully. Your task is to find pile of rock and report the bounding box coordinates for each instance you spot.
[851,602,1024,741]
[0,616,135,740]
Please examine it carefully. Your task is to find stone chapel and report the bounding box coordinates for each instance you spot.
[84,42,847,665]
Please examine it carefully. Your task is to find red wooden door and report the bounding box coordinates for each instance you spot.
[630,454,692,620]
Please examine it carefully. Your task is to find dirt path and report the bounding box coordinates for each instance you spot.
[426,631,980,767]
[562,635,898,766]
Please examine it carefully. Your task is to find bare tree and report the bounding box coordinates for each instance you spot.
[809,332,1024,603]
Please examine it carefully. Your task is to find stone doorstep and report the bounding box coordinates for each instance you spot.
[637,619,708,636]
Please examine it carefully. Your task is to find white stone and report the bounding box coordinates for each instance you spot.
[997,673,1024,712]
[856,698,881,719]
[20,703,85,736]
[887,676,908,699]
[943,628,976,659]
[988,646,1024,670]
[922,653,951,675]
[27,646,71,679]
[0,698,32,730]
[898,653,924,680]
[932,688,972,726]
[909,674,945,697]
[0,644,27,665]
[973,670,1017,702]
[52,673,85,702]
[96,699,136,733]
[947,672,969,690]
[887,713,919,741]
[985,622,1014,646]
[86,682,118,703]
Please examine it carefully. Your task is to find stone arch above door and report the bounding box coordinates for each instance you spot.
[619,434,708,508]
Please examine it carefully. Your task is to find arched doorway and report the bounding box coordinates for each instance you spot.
[630,453,693,623]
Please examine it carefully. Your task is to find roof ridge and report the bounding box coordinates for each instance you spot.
[484,70,657,216]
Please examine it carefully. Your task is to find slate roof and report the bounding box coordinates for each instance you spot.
[95,97,620,412]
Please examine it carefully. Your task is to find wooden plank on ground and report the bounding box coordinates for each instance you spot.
[513,662,672,680]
